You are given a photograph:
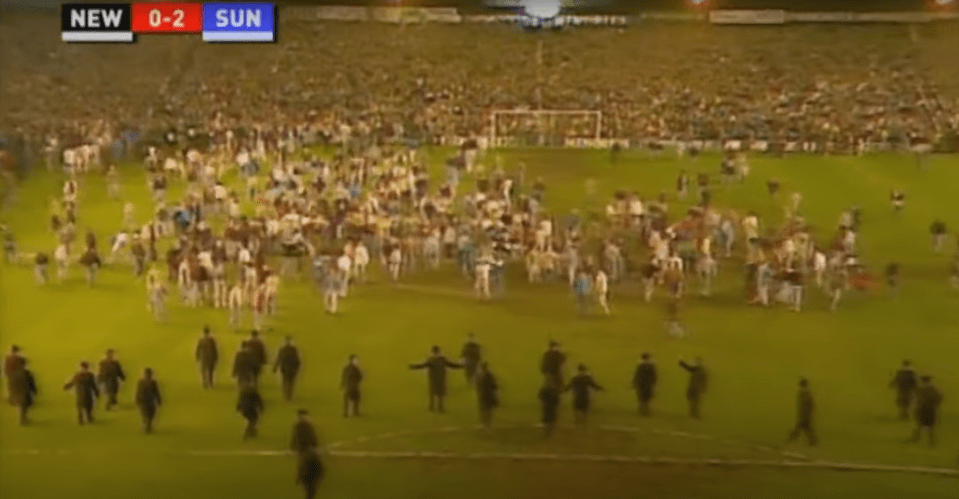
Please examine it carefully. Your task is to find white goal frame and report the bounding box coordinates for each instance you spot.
[488,109,602,147]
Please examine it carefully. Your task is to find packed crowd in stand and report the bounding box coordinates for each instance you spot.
[3,15,959,149]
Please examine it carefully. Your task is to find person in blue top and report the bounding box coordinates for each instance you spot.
[573,270,592,315]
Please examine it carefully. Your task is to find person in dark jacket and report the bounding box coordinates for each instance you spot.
[274,336,301,402]
[64,361,99,425]
[4,345,25,405]
[10,358,37,425]
[247,330,268,383]
[679,357,708,419]
[296,448,324,499]
[538,377,561,437]
[890,360,918,421]
[540,341,567,387]
[565,364,603,427]
[232,341,257,389]
[195,325,218,389]
[290,409,319,455]
[911,376,943,447]
[786,378,817,446]
[409,346,463,413]
[475,362,499,430]
[97,349,126,410]
[237,383,265,440]
[460,333,482,386]
[135,368,162,434]
[341,355,363,418]
[632,353,657,416]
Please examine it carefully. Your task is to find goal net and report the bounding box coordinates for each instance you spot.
[488,110,602,147]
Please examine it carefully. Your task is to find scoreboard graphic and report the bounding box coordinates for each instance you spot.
[61,3,276,43]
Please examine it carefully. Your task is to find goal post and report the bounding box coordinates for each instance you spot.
[488,109,602,148]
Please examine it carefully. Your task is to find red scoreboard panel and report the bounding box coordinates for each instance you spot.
[131,3,202,33]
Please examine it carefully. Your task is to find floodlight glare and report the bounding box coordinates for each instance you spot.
[523,0,562,19]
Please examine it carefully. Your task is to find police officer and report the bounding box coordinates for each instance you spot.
[540,341,567,387]
[679,357,708,419]
[889,360,917,421]
[409,346,463,413]
[341,355,363,418]
[274,336,301,402]
[296,448,324,499]
[564,364,603,427]
[538,377,561,437]
[135,368,162,434]
[460,333,482,386]
[786,378,817,446]
[632,353,657,417]
[475,361,499,430]
[195,325,219,389]
[290,409,319,455]
[9,358,37,425]
[911,375,943,447]
[232,341,257,390]
[247,330,268,384]
[237,382,265,440]
[64,361,99,425]
[97,349,126,410]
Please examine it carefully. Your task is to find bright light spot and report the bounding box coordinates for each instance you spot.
[934,0,954,5]
[689,0,708,5]
[523,0,562,19]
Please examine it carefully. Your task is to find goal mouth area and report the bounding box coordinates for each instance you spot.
[489,109,603,148]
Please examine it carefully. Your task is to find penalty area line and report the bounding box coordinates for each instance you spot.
[5,449,957,477]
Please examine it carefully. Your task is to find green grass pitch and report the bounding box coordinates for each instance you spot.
[1,148,958,499]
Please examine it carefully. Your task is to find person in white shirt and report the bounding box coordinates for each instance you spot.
[423,230,441,270]
[353,241,370,283]
[54,243,69,283]
[388,244,402,282]
[265,274,280,316]
[123,202,136,230]
[697,238,717,296]
[149,275,167,323]
[336,252,352,297]
[475,254,491,300]
[178,258,196,307]
[813,250,828,289]
[212,259,227,309]
[252,283,267,331]
[228,281,244,328]
[594,269,610,315]
[108,231,129,265]
[145,266,162,310]
[526,247,542,283]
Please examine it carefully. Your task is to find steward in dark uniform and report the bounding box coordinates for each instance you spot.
[64,361,99,425]
[296,448,324,499]
[97,349,126,410]
[232,341,257,389]
[911,376,943,447]
[786,378,817,445]
[274,336,301,402]
[247,330,268,383]
[195,325,218,389]
[540,341,567,387]
[460,333,482,386]
[9,358,37,425]
[409,346,463,413]
[632,353,657,416]
[290,409,319,455]
[237,384,265,440]
[538,377,561,437]
[564,364,603,426]
[135,368,162,434]
[475,362,499,430]
[890,360,917,420]
[341,355,363,418]
[679,357,708,419]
